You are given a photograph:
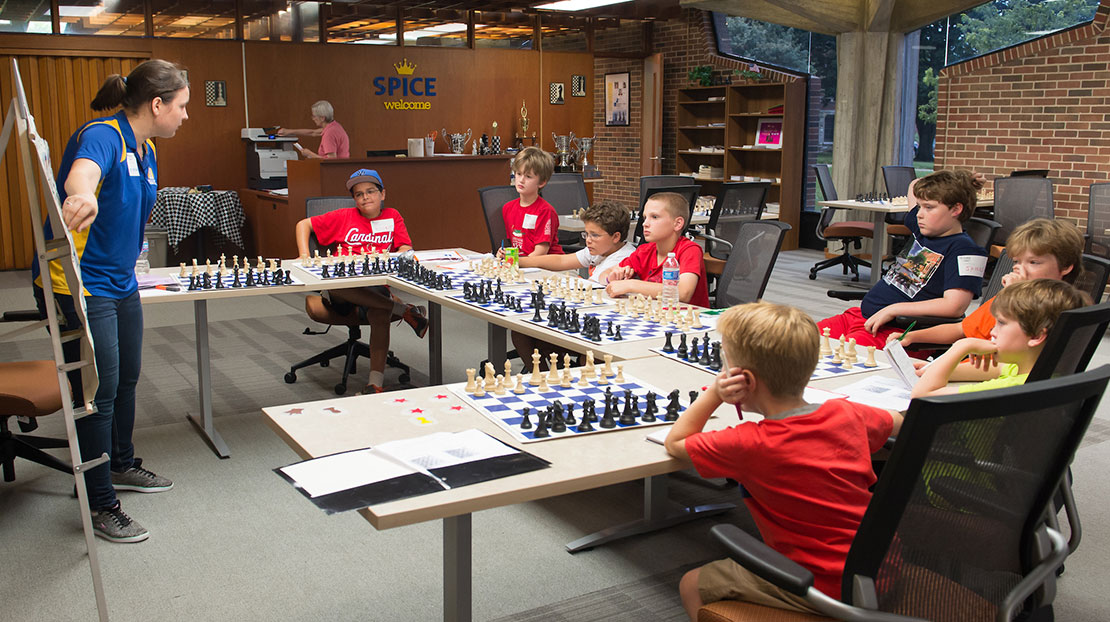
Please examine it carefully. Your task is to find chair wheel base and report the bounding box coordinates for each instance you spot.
[334,384,347,395]
[808,271,817,280]
[398,373,411,384]
[320,360,330,368]
[284,372,296,383]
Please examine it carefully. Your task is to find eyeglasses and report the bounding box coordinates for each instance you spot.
[353,187,381,199]
[580,231,608,240]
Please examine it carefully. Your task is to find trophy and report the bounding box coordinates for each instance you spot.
[572,136,599,178]
[441,127,472,155]
[515,100,536,149]
[552,131,576,172]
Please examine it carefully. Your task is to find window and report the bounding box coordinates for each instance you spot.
[326,4,396,45]
[58,0,146,36]
[152,0,235,39]
[399,9,468,47]
[474,11,534,49]
[0,0,52,33]
[539,14,589,51]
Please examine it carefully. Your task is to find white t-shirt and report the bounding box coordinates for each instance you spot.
[576,243,636,284]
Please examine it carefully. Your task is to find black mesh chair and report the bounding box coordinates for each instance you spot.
[698,366,1110,622]
[477,185,517,253]
[540,172,589,253]
[633,185,701,244]
[880,165,915,235]
[638,174,697,214]
[703,182,770,264]
[1084,182,1110,258]
[283,197,411,395]
[712,221,791,308]
[993,176,1054,245]
[811,164,874,282]
[1011,169,1050,177]
[963,216,1002,251]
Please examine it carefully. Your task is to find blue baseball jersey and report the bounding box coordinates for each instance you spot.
[34,110,158,298]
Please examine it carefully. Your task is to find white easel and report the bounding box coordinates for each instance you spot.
[0,58,109,621]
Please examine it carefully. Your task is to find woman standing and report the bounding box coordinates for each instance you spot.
[34,59,189,543]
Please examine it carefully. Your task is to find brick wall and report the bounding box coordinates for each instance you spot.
[936,0,1110,228]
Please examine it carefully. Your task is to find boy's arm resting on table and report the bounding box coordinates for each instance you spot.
[527,242,551,257]
[910,337,998,398]
[607,278,663,298]
[518,253,580,271]
[864,288,975,334]
[664,389,723,461]
[295,218,315,257]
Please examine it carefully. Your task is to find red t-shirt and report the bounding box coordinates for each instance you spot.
[318,121,350,159]
[502,196,563,255]
[618,237,709,307]
[962,296,995,340]
[686,399,894,598]
[310,207,411,254]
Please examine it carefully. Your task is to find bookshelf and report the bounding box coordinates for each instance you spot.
[675,80,805,249]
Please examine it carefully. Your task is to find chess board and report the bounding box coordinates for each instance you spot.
[448,371,689,443]
[293,258,397,280]
[448,288,609,317]
[434,267,531,290]
[651,345,890,381]
[175,270,303,291]
[523,308,712,345]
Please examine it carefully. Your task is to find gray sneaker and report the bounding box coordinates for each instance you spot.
[91,504,149,543]
[112,464,173,493]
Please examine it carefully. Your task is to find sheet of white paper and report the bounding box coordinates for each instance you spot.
[836,376,912,411]
[883,340,920,390]
[375,429,515,471]
[414,250,464,262]
[279,448,413,498]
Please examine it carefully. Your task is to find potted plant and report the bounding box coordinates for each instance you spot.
[687,65,714,87]
[737,64,766,83]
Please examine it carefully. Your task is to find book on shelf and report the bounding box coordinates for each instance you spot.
[276,428,551,514]
[765,104,784,114]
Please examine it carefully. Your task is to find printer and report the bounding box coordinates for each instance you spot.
[242,128,299,190]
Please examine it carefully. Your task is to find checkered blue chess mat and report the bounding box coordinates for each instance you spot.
[523,308,709,344]
[810,352,889,380]
[293,258,398,280]
[448,288,609,317]
[434,267,532,290]
[175,269,303,292]
[448,372,689,443]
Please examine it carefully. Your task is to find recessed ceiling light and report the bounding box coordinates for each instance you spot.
[534,0,634,11]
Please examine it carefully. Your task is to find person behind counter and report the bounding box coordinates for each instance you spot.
[276,100,350,159]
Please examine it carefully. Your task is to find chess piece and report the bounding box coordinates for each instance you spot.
[548,353,559,383]
[533,412,550,438]
[831,343,842,364]
[677,333,688,359]
[615,365,625,383]
[584,351,596,378]
[538,373,550,393]
[597,370,609,385]
[847,338,858,363]
[484,362,496,391]
[841,357,853,370]
[474,381,486,397]
[664,390,681,422]
[530,349,542,385]
[614,326,623,341]
[602,354,614,377]
[819,327,832,357]
[505,359,514,382]
[179,262,187,277]
[464,369,477,394]
[864,346,878,368]
[560,369,572,388]
[577,371,589,387]
[493,375,506,395]
[691,308,703,329]
[662,331,675,353]
[514,373,526,394]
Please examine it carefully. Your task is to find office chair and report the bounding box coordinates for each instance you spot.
[633,185,700,244]
[638,174,697,214]
[540,172,589,253]
[477,185,517,252]
[879,165,915,236]
[1,359,68,482]
[810,164,873,282]
[711,221,791,308]
[701,182,770,278]
[993,176,1054,245]
[1010,168,1050,177]
[698,366,1110,622]
[283,196,410,395]
[1084,182,1110,259]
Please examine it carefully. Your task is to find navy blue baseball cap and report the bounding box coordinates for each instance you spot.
[346,168,384,190]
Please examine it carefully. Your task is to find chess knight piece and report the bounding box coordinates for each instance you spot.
[516,100,537,149]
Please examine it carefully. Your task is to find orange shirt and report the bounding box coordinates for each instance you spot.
[962,296,995,340]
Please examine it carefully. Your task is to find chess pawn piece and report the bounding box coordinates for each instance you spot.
[597,371,609,385]
[464,368,477,394]
[602,354,614,378]
[494,375,506,396]
[615,365,625,383]
[205,259,213,275]
[547,353,560,383]
[537,373,550,393]
[864,346,878,368]
[577,371,589,387]
[832,342,843,364]
[847,338,858,362]
[841,356,853,370]
[560,369,572,388]
[819,327,832,357]
[473,380,486,397]
[530,349,542,385]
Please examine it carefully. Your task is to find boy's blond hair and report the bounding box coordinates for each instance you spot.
[511,146,554,184]
[1006,218,1084,284]
[581,201,630,240]
[717,302,819,398]
[914,170,983,223]
[647,192,689,225]
[992,278,1090,338]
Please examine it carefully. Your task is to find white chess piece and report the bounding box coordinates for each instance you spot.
[538,373,550,392]
[615,365,625,383]
[584,350,596,379]
[464,368,477,394]
[548,353,560,383]
[530,349,542,386]
[179,262,187,277]
[514,373,527,394]
[819,327,832,357]
[864,346,878,368]
[603,354,614,377]
[504,359,514,382]
[474,381,486,397]
[560,369,572,388]
[494,375,506,396]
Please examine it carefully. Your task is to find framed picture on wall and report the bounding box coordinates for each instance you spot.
[571,75,586,97]
[549,82,565,105]
[605,72,629,127]
[755,118,783,148]
[205,80,228,107]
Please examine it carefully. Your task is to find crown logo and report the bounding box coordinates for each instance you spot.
[394,59,416,75]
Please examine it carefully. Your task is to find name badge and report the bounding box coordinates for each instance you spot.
[522,214,539,230]
[957,254,987,278]
[125,153,140,177]
[371,218,395,234]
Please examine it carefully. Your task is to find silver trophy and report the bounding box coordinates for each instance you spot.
[552,131,576,171]
[572,136,599,177]
[441,127,472,155]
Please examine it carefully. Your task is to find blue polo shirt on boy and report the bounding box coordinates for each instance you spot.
[34,110,158,298]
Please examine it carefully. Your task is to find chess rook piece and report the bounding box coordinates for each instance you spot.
[464,368,477,394]
[864,346,878,368]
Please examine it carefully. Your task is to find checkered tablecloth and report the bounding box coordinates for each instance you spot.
[151,187,245,249]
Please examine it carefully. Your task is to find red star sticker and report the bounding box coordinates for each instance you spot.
[450,405,464,411]
[393,398,407,403]
[323,407,341,414]
[434,394,448,399]
[284,408,303,415]
[701,386,708,392]
[411,408,424,414]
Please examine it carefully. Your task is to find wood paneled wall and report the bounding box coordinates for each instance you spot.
[0,34,593,270]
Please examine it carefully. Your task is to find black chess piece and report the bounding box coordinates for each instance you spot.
[215,273,224,289]
[619,390,636,425]
[547,305,558,327]
[614,326,623,341]
[689,390,699,405]
[532,303,543,322]
[700,339,713,366]
[231,268,241,288]
[709,343,723,372]
[577,412,594,433]
[533,412,550,438]
[606,321,613,336]
[662,331,675,353]
[642,393,657,422]
[687,337,699,362]
[565,403,576,426]
[550,407,567,433]
[201,272,211,289]
[520,407,533,430]
[245,269,255,287]
[677,333,688,358]
[187,274,197,291]
[320,264,329,279]
[599,399,616,428]
[664,390,681,422]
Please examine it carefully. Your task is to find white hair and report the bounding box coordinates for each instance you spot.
[311,100,334,122]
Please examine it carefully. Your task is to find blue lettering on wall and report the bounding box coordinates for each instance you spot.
[373,76,439,97]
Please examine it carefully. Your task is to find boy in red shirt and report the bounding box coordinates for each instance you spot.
[665,302,902,618]
[501,146,563,256]
[606,192,709,307]
[295,169,427,393]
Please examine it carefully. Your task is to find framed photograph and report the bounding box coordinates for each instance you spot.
[571,75,586,97]
[605,72,629,127]
[549,82,565,105]
[755,118,783,148]
[205,80,227,107]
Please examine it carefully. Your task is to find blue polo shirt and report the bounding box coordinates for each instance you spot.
[34,110,158,298]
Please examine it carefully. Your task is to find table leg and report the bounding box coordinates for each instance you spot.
[564,475,733,553]
[487,324,507,370]
[870,213,889,287]
[185,299,230,458]
[443,514,472,622]
[428,302,443,385]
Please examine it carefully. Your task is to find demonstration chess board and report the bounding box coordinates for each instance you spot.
[449,371,690,443]
[293,257,398,280]
[523,308,708,345]
[175,269,303,291]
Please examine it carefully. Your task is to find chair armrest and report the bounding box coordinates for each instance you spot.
[699,232,733,252]
[828,289,866,301]
[998,527,1067,622]
[710,524,814,597]
[2,310,41,322]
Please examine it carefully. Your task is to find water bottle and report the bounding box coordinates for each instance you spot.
[661,252,680,308]
[135,235,150,274]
